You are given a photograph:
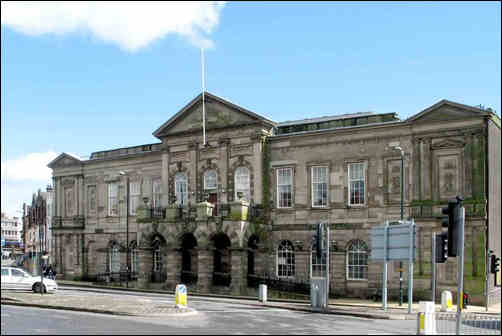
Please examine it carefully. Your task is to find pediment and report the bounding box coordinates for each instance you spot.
[153,92,276,139]
[47,153,83,169]
[407,100,490,124]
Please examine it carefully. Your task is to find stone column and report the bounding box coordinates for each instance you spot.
[161,149,170,207]
[230,248,246,295]
[197,248,213,293]
[137,247,152,289]
[166,248,181,289]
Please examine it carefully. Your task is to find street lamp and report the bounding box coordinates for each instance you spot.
[392,145,405,306]
[119,171,129,288]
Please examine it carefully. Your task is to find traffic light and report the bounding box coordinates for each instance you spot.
[316,223,322,259]
[435,232,448,263]
[441,198,461,257]
[491,254,500,274]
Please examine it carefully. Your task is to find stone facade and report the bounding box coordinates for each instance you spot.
[48,92,501,304]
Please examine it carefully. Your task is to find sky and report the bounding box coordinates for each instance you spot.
[1,1,501,218]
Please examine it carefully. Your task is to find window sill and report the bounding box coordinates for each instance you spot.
[346,278,368,282]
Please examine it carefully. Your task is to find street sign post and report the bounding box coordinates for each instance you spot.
[371,220,416,313]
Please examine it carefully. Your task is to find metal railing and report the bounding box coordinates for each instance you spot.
[247,274,310,295]
[151,271,167,283]
[418,312,501,335]
[144,203,266,222]
[151,207,165,219]
[96,271,138,283]
[212,272,231,286]
[180,270,198,285]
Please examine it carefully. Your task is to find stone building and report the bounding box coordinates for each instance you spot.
[48,92,501,305]
[22,186,54,274]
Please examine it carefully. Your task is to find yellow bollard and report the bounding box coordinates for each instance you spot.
[175,284,187,307]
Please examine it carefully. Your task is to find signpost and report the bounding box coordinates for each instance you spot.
[371,220,416,313]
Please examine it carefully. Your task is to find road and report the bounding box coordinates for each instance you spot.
[1,286,417,335]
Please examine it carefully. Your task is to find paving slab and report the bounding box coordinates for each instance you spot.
[0,291,195,317]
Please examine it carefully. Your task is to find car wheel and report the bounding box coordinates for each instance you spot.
[33,283,46,293]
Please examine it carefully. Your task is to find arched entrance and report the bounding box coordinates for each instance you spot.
[212,233,231,286]
[180,233,198,285]
[151,234,167,283]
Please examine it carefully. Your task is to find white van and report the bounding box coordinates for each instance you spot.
[1,267,58,293]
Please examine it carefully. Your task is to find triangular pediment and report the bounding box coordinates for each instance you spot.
[407,100,490,123]
[47,153,83,169]
[153,92,276,139]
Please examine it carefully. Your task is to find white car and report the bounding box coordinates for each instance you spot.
[1,267,58,293]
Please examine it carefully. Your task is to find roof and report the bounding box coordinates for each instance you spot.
[277,112,375,127]
[152,91,277,139]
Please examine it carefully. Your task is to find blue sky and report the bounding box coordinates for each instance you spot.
[1,1,500,217]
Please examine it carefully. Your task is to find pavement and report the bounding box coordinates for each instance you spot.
[1,280,500,320]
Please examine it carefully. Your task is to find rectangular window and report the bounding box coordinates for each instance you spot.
[312,166,328,207]
[277,168,292,208]
[129,181,140,215]
[348,163,365,205]
[108,183,119,216]
[152,179,162,208]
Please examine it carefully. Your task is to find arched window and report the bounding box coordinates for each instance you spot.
[277,240,295,277]
[129,241,138,275]
[346,239,368,280]
[152,237,163,273]
[109,243,120,273]
[175,173,188,206]
[234,167,250,201]
[204,170,217,190]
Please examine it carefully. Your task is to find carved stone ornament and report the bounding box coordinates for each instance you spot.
[431,138,465,150]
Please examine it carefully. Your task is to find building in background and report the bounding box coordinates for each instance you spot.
[48,92,500,305]
[1,213,23,260]
[22,186,55,274]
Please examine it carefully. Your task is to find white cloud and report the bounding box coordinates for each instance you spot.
[1,1,226,51]
[1,151,58,217]
[2,151,58,181]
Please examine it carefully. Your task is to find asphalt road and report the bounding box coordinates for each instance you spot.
[1,287,418,335]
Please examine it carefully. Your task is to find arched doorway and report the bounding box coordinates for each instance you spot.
[181,233,198,285]
[212,233,231,286]
[151,234,167,283]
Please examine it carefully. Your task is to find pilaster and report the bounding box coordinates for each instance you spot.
[166,248,181,289]
[197,248,213,293]
[137,247,153,288]
[230,248,246,295]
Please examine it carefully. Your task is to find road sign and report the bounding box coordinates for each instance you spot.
[370,222,416,261]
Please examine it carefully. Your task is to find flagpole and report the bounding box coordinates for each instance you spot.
[201,47,206,147]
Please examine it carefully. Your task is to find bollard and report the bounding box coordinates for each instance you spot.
[259,284,267,303]
[175,284,187,307]
[418,301,436,335]
[440,291,452,312]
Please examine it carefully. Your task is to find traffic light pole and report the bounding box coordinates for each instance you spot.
[485,250,491,312]
[455,205,465,335]
[432,234,436,304]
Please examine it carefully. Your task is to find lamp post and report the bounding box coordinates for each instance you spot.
[392,145,405,306]
[119,171,129,288]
